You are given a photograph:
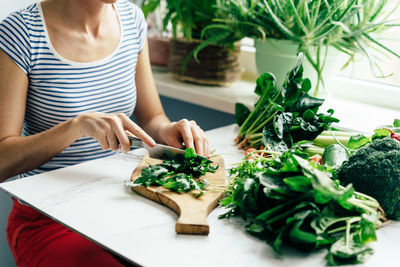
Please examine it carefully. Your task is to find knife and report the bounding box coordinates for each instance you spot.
[127,135,187,160]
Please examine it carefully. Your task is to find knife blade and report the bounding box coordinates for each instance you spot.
[128,135,186,159]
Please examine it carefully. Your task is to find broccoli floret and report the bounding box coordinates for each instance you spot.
[338,137,400,220]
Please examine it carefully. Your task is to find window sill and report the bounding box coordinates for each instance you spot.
[153,68,257,114]
[332,75,400,110]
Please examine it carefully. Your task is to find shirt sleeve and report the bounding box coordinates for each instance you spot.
[133,4,148,53]
[0,12,31,75]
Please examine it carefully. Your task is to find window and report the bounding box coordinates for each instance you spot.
[336,0,400,87]
[238,1,400,110]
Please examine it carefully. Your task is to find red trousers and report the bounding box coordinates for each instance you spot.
[7,198,131,267]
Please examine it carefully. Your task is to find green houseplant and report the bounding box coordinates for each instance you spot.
[202,0,400,96]
[141,0,243,86]
[136,0,170,67]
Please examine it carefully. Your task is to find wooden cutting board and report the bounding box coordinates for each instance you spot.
[130,154,226,235]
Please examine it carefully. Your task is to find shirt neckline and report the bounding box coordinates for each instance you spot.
[36,0,123,67]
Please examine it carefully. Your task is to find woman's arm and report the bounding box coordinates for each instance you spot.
[134,40,210,157]
[0,50,155,181]
[0,50,78,180]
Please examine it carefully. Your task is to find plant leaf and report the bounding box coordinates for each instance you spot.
[322,144,348,168]
[261,127,289,153]
[235,103,251,126]
[394,119,400,128]
[347,134,371,149]
[327,234,374,265]
[283,175,312,192]
[255,72,277,97]
[372,128,391,140]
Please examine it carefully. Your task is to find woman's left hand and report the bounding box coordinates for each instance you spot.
[158,119,210,157]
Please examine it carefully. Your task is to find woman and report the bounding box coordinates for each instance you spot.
[0,0,210,266]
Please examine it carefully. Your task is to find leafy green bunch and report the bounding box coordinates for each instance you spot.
[130,148,218,195]
[221,146,383,265]
[235,53,338,150]
[202,0,400,85]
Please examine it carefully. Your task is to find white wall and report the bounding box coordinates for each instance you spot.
[0,0,35,20]
[1,2,34,266]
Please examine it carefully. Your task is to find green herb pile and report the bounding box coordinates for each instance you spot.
[131,148,218,195]
[235,53,338,151]
[220,147,383,265]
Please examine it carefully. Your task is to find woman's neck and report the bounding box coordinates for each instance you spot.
[49,0,114,36]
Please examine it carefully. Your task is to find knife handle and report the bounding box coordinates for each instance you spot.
[127,136,143,149]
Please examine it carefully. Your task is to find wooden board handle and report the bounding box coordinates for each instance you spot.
[176,206,209,235]
[131,155,226,235]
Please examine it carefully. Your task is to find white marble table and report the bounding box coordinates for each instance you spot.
[1,125,399,267]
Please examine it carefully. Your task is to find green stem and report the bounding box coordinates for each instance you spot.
[290,125,301,131]
[249,140,261,148]
[247,111,279,136]
[319,131,361,137]
[265,207,299,224]
[256,193,313,222]
[238,93,271,137]
[266,199,314,224]
[346,197,379,215]
[353,191,380,208]
[312,135,351,147]
[248,133,263,140]
[256,198,298,221]
[303,145,325,156]
[247,149,282,158]
[327,222,360,235]
[345,217,361,249]
[245,103,274,135]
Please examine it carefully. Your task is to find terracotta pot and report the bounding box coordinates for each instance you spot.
[168,38,243,86]
[148,36,170,66]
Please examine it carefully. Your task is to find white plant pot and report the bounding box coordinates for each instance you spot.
[255,38,340,98]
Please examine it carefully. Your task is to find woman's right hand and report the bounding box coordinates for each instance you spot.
[76,112,155,153]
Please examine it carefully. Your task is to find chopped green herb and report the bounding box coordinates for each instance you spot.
[130,148,217,196]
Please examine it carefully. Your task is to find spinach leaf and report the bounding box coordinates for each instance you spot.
[287,210,330,251]
[347,134,371,149]
[235,53,338,150]
[287,94,324,113]
[327,233,374,266]
[235,103,251,126]
[255,72,277,97]
[259,172,293,200]
[261,127,288,152]
[394,118,400,128]
[318,109,340,124]
[273,112,294,139]
[282,56,304,107]
[371,128,391,140]
[283,176,312,192]
[322,144,348,169]
[310,207,352,235]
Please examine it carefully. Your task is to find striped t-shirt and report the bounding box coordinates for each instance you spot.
[0,0,147,177]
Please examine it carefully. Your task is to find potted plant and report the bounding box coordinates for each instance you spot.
[203,0,400,96]
[141,0,244,86]
[140,0,171,67]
